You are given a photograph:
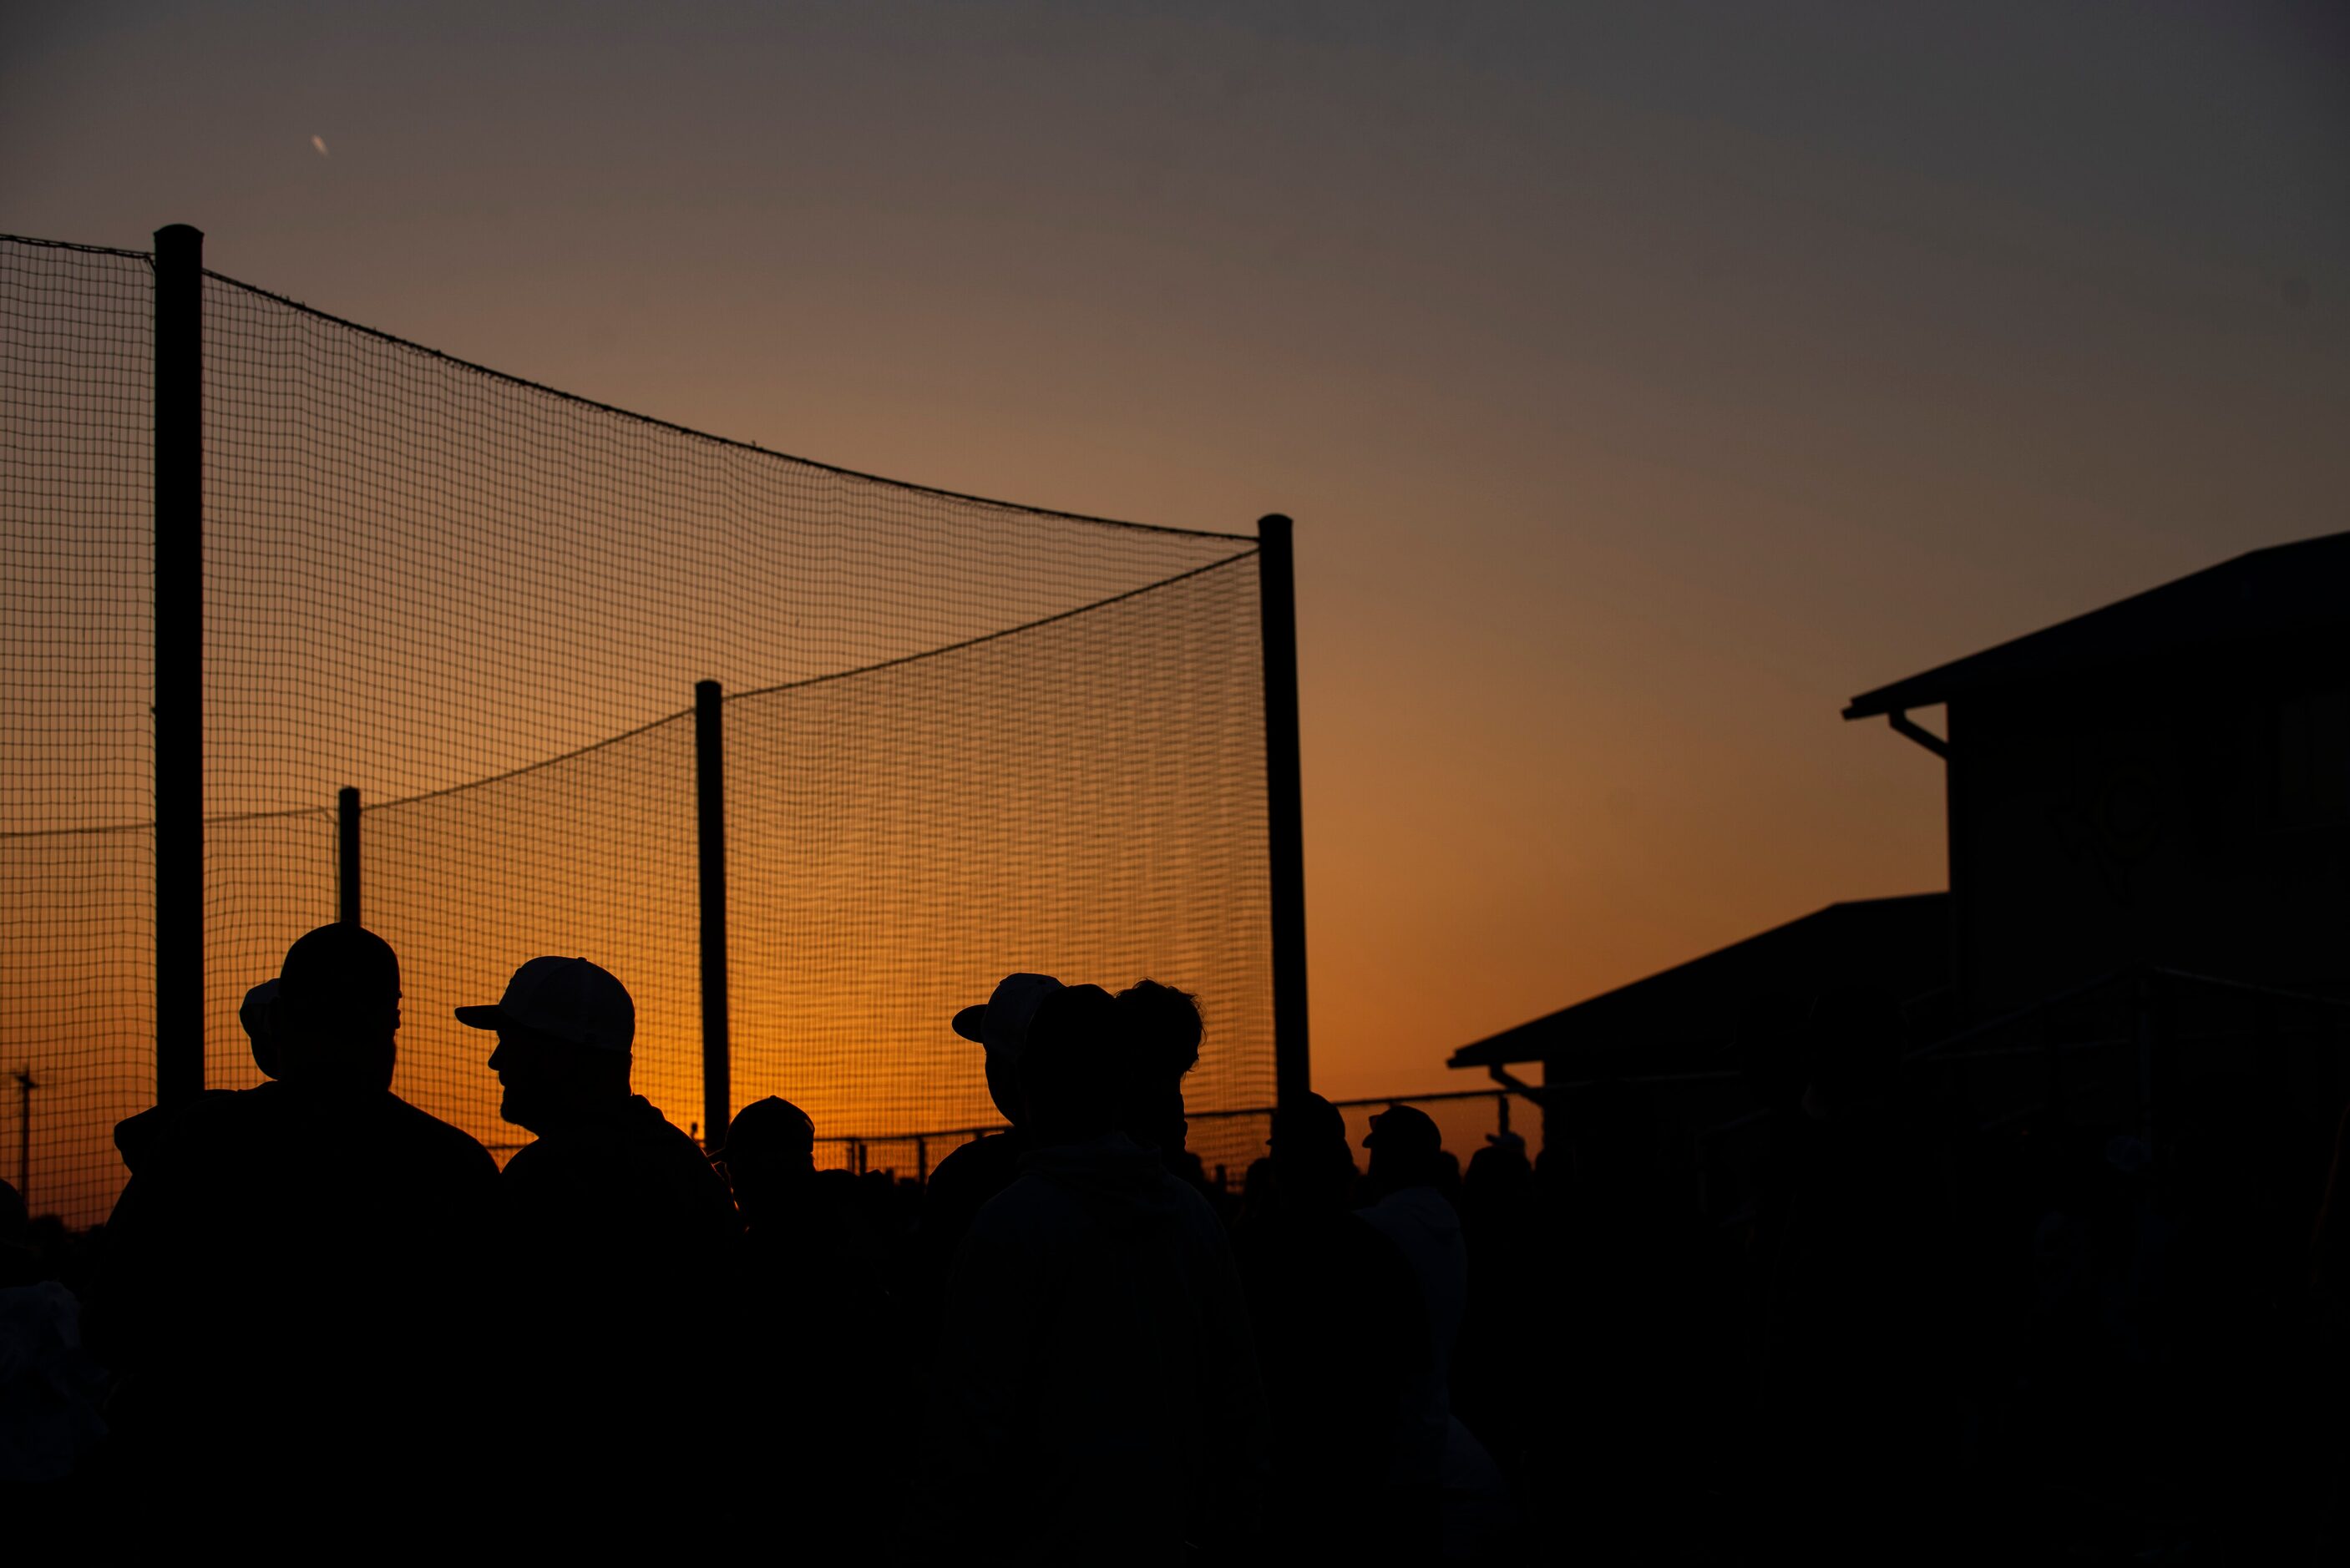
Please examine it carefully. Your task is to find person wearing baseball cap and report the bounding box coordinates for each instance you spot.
[916,984,1268,1558]
[1355,1104,1512,1550]
[920,973,1062,1284]
[950,971,1063,1126]
[95,923,499,1520]
[457,954,641,1131]
[457,955,737,1494]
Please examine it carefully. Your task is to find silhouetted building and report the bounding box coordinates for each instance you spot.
[1448,894,1948,1209]
[1845,530,2350,1014]
[1451,532,2350,1202]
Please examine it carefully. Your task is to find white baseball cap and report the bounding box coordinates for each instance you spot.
[455,956,635,1054]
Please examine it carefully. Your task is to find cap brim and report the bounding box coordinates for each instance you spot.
[952,1004,987,1043]
[453,1004,506,1031]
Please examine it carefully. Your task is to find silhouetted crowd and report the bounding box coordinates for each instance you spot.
[4,924,2349,1562]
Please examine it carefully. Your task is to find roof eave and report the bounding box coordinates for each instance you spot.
[1843,678,1951,722]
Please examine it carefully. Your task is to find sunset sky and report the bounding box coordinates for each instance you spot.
[4,0,2346,1136]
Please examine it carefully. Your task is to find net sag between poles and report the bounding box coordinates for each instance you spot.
[2,233,1277,1225]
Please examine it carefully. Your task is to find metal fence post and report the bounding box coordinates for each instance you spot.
[1258,514,1310,1110]
[696,680,730,1151]
[154,224,204,1105]
[337,787,361,925]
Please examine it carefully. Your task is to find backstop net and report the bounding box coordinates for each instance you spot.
[3,233,1276,1227]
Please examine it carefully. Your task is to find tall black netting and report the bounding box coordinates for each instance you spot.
[717,554,1272,1181]
[0,240,154,1228]
[3,232,1278,1225]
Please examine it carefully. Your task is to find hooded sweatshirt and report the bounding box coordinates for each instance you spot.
[919,1131,1269,1564]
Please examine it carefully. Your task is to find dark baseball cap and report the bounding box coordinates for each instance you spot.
[278,923,399,1010]
[455,956,635,1054]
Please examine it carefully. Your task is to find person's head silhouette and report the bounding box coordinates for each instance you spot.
[241,979,281,1079]
[1115,979,1202,1154]
[269,923,402,1091]
[1019,984,1129,1146]
[1363,1103,1445,1199]
[950,973,1062,1126]
[1269,1092,1355,1213]
[717,1095,816,1227]
[456,957,635,1135]
[1117,979,1202,1080]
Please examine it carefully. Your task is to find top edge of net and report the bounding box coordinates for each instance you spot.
[219,267,1254,544]
[1,232,1254,543]
[0,234,154,261]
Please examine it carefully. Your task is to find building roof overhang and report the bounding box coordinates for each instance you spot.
[1446,892,1950,1070]
[1843,530,2350,722]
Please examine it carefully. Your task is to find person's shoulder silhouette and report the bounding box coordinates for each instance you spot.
[112,922,494,1242]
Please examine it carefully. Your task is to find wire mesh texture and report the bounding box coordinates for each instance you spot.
[0,239,155,1232]
[2,233,1276,1226]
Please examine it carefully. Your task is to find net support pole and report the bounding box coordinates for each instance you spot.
[154,223,205,1106]
[337,787,361,925]
[1258,514,1311,1109]
[696,680,731,1151]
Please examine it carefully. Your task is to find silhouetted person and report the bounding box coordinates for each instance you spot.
[1452,1130,1540,1489]
[0,1174,104,1489]
[94,924,498,1524]
[716,1095,892,1540]
[921,973,1061,1278]
[1233,1094,1435,1558]
[1356,1104,1512,1560]
[916,984,1268,1561]
[458,955,737,1503]
[99,979,282,1192]
[1116,979,1208,1183]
